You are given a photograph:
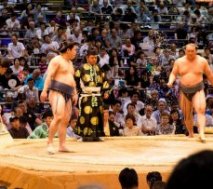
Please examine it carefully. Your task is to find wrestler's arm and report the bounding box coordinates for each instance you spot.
[203,58,213,85]
[167,60,179,87]
[40,59,59,102]
[43,59,59,92]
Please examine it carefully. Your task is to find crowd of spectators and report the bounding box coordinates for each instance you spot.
[0,0,213,139]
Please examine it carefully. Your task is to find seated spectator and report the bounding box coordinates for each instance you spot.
[40,35,59,57]
[19,116,32,135]
[109,48,120,77]
[53,11,66,27]
[123,91,144,116]
[147,89,159,111]
[110,100,125,129]
[52,27,67,45]
[123,114,141,136]
[9,116,29,138]
[125,66,140,89]
[125,103,142,127]
[38,53,48,75]
[170,109,186,135]
[0,58,11,86]
[24,21,38,39]
[90,0,101,14]
[101,0,113,15]
[36,22,49,40]
[107,29,122,49]
[1,67,21,90]
[18,101,42,131]
[146,171,163,189]
[122,38,135,57]
[152,99,170,124]
[136,51,148,68]
[141,104,158,136]
[28,110,53,139]
[7,33,26,59]
[108,111,120,136]
[119,167,139,189]
[166,150,213,189]
[157,112,175,135]
[24,69,44,91]
[5,13,20,31]
[143,30,155,52]
[10,58,23,76]
[67,114,80,139]
[68,28,84,44]
[98,48,110,69]
[18,78,39,103]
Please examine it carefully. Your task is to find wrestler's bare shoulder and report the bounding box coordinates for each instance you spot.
[197,55,208,63]
[49,55,63,63]
[174,57,184,65]
[175,55,207,65]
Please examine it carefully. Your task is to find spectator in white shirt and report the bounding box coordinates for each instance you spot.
[98,48,110,68]
[123,91,144,116]
[122,38,135,57]
[36,22,49,40]
[6,13,20,30]
[10,58,23,76]
[40,35,59,56]
[25,21,38,39]
[68,28,84,44]
[123,114,141,136]
[140,104,158,135]
[8,33,26,59]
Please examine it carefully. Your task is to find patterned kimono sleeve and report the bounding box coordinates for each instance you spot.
[101,71,111,109]
[74,67,82,93]
[28,127,42,139]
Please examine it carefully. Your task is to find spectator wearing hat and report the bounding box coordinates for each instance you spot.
[28,110,53,139]
[9,116,29,138]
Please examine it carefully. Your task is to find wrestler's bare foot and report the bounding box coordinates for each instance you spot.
[188,133,194,138]
[58,146,72,153]
[199,134,206,143]
[47,144,56,154]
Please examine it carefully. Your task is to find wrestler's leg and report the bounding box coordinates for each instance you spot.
[47,91,66,153]
[192,90,206,142]
[58,99,72,152]
[180,92,194,137]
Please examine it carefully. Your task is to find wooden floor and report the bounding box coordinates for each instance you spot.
[0,135,213,189]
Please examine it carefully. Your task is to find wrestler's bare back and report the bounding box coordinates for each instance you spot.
[175,55,207,86]
[50,55,76,87]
